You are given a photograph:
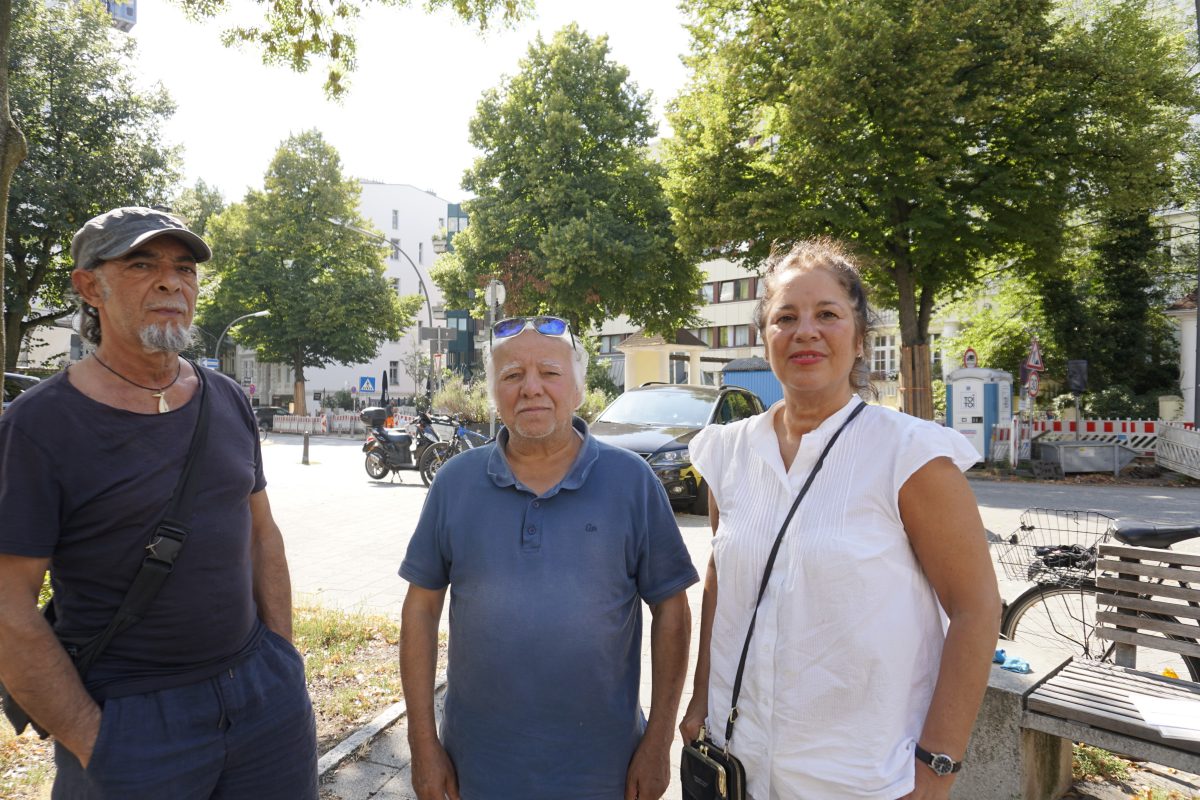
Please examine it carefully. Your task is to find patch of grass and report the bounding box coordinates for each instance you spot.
[0,727,53,800]
[1073,744,1131,782]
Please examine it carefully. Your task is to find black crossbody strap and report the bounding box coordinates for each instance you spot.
[723,399,866,746]
[70,361,211,677]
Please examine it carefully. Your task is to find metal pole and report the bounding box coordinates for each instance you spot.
[1193,0,1200,423]
[302,430,310,465]
[326,219,433,327]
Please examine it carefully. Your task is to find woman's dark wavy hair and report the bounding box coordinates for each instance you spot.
[751,237,877,398]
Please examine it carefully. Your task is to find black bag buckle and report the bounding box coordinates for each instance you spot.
[145,523,187,568]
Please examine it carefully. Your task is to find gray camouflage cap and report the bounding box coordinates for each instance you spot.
[71,207,212,270]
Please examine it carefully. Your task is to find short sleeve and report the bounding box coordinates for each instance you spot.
[0,421,61,557]
[635,471,700,604]
[398,480,451,589]
[893,421,980,490]
[689,424,728,510]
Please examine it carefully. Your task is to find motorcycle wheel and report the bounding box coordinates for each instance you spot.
[419,442,455,486]
[365,451,390,480]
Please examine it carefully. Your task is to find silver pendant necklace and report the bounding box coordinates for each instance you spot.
[92,354,182,413]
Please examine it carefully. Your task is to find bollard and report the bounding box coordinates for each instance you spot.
[302,431,310,465]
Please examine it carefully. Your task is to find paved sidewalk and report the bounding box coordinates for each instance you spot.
[318,514,714,800]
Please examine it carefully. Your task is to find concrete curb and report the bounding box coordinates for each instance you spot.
[317,671,448,779]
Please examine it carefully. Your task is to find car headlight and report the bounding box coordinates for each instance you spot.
[648,448,690,466]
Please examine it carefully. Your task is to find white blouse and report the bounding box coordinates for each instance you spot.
[689,396,978,799]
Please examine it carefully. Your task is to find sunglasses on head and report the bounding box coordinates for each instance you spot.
[490,316,576,349]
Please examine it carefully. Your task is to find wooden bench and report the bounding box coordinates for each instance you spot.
[1023,544,1200,775]
[954,544,1200,800]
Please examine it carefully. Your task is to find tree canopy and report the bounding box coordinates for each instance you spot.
[199,130,422,414]
[437,24,702,336]
[3,0,180,369]
[664,0,1198,417]
[175,0,531,97]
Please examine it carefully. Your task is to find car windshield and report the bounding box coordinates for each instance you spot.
[596,390,714,427]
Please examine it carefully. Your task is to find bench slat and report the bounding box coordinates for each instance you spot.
[1093,627,1200,659]
[1099,544,1200,568]
[1096,592,1200,623]
[1095,558,1200,585]
[1027,660,1200,756]
[1096,610,1200,641]
[1095,575,1200,603]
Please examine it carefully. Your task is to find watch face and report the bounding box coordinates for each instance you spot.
[931,754,955,776]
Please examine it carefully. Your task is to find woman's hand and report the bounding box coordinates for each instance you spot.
[678,693,707,743]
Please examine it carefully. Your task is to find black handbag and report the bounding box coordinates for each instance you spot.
[0,362,211,737]
[680,401,865,800]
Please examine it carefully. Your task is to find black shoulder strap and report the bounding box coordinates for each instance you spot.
[723,399,866,746]
[69,360,212,677]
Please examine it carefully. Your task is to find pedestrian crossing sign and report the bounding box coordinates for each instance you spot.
[358,376,376,394]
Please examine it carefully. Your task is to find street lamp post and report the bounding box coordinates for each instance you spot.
[214,310,271,371]
[326,218,434,328]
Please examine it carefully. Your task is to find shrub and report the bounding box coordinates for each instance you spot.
[577,388,612,423]
[432,375,490,422]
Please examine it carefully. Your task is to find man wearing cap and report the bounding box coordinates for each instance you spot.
[400,316,698,800]
[0,207,317,798]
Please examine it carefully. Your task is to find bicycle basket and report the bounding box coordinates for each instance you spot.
[992,508,1114,588]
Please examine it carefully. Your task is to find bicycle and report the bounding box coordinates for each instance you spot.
[994,508,1200,680]
[417,417,492,485]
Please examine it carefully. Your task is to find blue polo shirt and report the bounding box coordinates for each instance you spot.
[400,418,698,800]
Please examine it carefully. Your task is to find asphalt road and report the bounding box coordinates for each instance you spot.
[261,433,1200,616]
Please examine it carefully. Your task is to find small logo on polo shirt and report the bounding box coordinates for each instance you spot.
[585,523,597,532]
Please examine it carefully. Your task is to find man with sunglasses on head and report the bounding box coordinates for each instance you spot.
[400,316,698,800]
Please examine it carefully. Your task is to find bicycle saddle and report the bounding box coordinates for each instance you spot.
[1110,518,1200,549]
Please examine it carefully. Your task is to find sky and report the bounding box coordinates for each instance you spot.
[129,0,695,206]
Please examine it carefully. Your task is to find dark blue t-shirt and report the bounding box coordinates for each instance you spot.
[400,418,699,800]
[0,367,266,700]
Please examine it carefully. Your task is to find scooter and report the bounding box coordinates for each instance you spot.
[360,407,442,485]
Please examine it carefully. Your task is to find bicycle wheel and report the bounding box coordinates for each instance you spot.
[1002,583,1200,681]
[419,442,455,486]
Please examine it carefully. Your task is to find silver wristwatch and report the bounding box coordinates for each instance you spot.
[914,744,963,776]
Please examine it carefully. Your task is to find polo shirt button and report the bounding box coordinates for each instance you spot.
[532,501,540,508]
[527,526,535,534]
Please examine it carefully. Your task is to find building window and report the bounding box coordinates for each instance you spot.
[701,283,717,304]
[716,327,732,348]
[731,325,750,347]
[438,217,445,229]
[929,333,942,374]
[719,281,734,303]
[731,278,752,301]
[418,241,424,264]
[389,238,400,261]
[873,334,896,374]
[755,278,765,299]
[389,361,399,384]
[599,333,629,354]
[392,210,399,229]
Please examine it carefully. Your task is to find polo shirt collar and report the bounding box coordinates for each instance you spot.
[486,416,599,497]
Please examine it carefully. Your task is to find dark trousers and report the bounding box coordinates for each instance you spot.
[53,629,317,800]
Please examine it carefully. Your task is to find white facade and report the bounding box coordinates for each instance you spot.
[280,181,454,404]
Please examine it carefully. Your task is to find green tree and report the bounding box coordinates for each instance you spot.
[665,0,1197,418]
[172,178,226,237]
[176,0,530,97]
[440,24,702,336]
[3,0,179,369]
[199,130,422,415]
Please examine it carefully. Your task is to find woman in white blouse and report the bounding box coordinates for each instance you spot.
[680,239,1001,800]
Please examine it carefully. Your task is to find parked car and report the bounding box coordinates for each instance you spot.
[3,372,40,411]
[253,405,291,430]
[589,383,764,515]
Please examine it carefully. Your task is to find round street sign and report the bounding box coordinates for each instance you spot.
[1026,370,1040,398]
[963,348,978,369]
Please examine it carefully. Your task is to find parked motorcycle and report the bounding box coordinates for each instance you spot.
[360,407,442,485]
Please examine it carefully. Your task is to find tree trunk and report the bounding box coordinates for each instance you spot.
[4,309,21,369]
[0,0,30,395]
[292,351,307,416]
[898,344,933,420]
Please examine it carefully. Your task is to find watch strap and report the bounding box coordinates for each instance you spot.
[914,744,963,775]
